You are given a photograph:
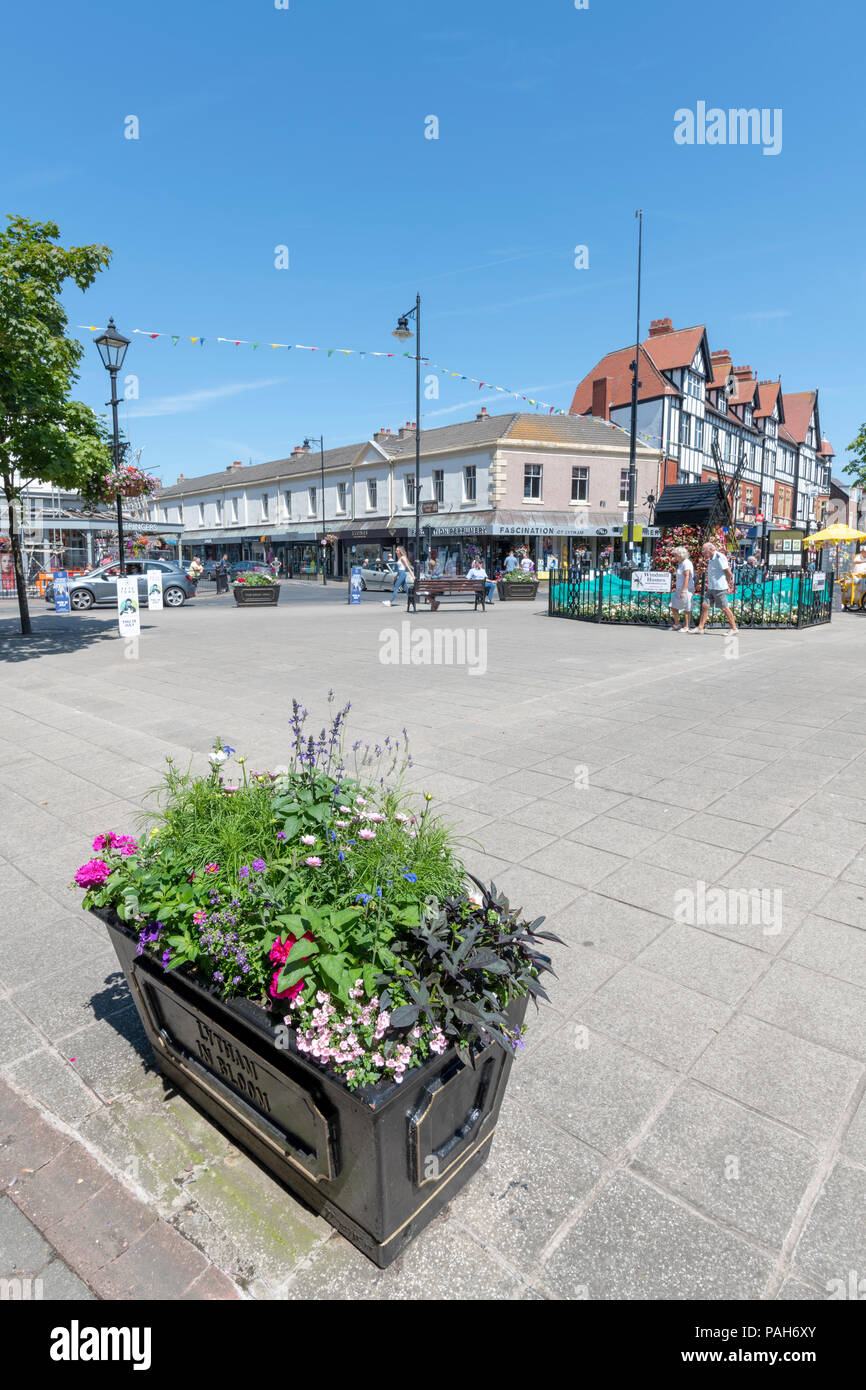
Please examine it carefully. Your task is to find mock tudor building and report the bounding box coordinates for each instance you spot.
[150,409,664,577]
[570,318,833,541]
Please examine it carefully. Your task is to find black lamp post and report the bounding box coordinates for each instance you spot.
[303,436,327,586]
[392,295,422,573]
[626,212,643,563]
[94,318,131,576]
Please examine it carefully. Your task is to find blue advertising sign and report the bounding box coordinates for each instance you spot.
[52,570,70,615]
[349,566,363,605]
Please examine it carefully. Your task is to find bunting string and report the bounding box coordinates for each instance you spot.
[77,324,662,446]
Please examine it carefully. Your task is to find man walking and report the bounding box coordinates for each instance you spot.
[696,541,738,634]
[216,554,229,594]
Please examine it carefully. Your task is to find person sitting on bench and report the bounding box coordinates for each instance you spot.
[466,560,496,605]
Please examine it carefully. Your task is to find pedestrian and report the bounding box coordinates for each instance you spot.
[187,556,203,584]
[504,549,518,574]
[696,541,738,634]
[216,554,229,594]
[669,545,695,632]
[465,557,496,605]
[382,545,414,606]
[520,552,534,574]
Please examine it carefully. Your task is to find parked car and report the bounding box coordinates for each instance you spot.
[43,559,196,610]
[357,559,398,591]
[228,560,275,583]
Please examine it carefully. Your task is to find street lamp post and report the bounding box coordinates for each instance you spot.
[303,436,327,586]
[392,295,422,574]
[94,319,131,577]
[626,212,643,564]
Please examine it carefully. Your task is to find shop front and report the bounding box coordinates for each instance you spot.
[427,513,659,578]
[335,523,409,579]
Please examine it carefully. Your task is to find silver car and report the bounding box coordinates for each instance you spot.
[357,559,398,591]
[45,559,196,610]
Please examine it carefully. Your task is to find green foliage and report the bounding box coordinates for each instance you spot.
[843,423,866,490]
[0,215,114,632]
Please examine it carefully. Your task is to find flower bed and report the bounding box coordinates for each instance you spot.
[74,699,557,1262]
[233,571,280,605]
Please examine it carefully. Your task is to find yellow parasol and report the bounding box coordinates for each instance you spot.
[806,524,866,546]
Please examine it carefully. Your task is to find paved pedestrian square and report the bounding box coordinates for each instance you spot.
[1,585,864,1299]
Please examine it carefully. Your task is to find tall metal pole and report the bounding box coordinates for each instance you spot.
[626,211,643,559]
[109,367,126,576]
[320,437,326,586]
[414,293,421,574]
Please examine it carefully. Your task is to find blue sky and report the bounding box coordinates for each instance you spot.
[4,0,862,484]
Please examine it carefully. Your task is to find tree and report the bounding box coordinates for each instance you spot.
[842,423,866,491]
[0,215,113,634]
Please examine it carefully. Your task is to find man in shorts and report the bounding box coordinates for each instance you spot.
[696,541,738,634]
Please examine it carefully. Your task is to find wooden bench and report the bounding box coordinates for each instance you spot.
[407,577,488,612]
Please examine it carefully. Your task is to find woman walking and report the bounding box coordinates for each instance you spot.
[670,545,695,631]
[382,545,414,606]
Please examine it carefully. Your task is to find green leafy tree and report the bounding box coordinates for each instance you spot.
[843,423,866,491]
[0,215,113,634]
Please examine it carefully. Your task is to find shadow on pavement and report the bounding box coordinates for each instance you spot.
[0,613,137,661]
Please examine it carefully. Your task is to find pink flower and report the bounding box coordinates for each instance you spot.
[192,910,208,925]
[300,834,316,846]
[359,828,376,841]
[75,858,111,889]
[269,930,315,1001]
[205,863,219,873]
[304,856,322,867]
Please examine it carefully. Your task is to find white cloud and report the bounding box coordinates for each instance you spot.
[126,377,290,419]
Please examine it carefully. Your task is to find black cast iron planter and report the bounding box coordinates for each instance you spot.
[97,909,526,1267]
[497,579,539,601]
[233,584,280,606]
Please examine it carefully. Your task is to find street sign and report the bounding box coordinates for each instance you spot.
[146,569,163,610]
[52,570,70,614]
[349,565,362,605]
[117,575,141,637]
[420,500,438,515]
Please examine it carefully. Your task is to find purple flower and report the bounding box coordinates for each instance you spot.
[161,949,171,970]
[251,858,266,872]
[239,866,250,878]
[276,831,287,841]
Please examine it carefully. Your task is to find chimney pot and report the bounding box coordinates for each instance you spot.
[648,317,673,337]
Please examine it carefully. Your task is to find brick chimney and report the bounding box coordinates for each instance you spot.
[648,318,673,337]
[475,406,490,421]
[591,377,610,420]
[373,427,393,443]
[291,445,305,455]
[225,460,244,470]
[398,421,417,438]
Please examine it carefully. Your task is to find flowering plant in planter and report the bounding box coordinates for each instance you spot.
[74,700,559,1091]
[234,570,278,586]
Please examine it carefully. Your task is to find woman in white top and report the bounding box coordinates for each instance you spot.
[670,545,695,631]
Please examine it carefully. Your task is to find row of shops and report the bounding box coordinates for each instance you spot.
[180,512,663,580]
